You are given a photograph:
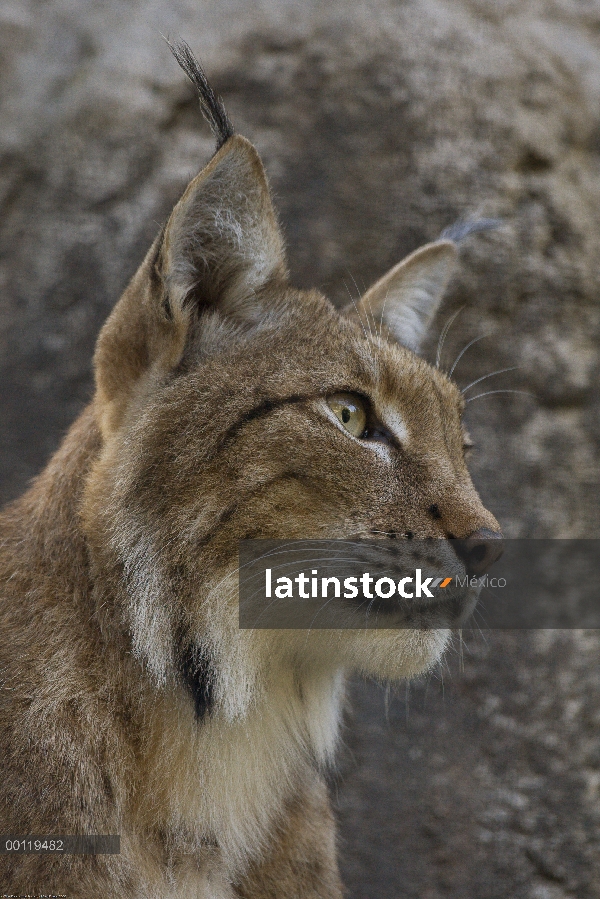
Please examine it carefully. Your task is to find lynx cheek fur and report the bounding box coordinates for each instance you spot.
[0,43,503,898]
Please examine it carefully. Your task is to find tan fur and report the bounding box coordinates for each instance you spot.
[0,123,500,897]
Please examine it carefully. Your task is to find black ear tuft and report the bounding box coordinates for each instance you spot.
[166,38,234,150]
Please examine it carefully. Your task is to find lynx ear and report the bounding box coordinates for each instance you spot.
[355,240,458,352]
[160,134,287,318]
[94,135,286,437]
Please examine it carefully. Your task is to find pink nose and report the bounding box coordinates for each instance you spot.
[453,527,504,576]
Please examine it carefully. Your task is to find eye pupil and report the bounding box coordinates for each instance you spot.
[327,393,367,438]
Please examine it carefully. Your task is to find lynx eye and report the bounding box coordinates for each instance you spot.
[327,393,368,438]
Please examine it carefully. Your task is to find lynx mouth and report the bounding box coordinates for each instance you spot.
[339,541,479,628]
[342,583,479,629]
[238,537,479,630]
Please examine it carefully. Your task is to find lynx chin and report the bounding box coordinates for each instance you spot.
[0,40,503,898]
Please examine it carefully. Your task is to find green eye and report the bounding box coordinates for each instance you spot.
[327,393,368,438]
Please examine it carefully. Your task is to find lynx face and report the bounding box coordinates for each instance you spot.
[82,48,502,722]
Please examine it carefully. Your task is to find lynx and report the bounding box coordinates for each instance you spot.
[0,43,502,898]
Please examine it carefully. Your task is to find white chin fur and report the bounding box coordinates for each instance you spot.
[275,627,450,682]
[347,628,451,680]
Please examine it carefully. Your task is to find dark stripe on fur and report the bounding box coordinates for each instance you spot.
[179,644,215,719]
[166,39,234,150]
[212,394,312,460]
[196,471,317,550]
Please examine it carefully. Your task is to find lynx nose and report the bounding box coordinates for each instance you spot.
[453,527,504,577]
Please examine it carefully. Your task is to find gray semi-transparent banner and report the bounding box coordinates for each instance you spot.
[238,539,600,629]
[0,835,120,854]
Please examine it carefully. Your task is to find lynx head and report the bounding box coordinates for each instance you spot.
[83,43,502,722]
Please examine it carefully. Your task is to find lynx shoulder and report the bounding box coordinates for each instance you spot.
[0,42,502,898]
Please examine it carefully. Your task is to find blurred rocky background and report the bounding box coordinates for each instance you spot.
[1,0,599,896]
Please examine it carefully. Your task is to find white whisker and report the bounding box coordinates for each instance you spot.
[436,305,465,369]
[461,367,518,395]
[465,389,535,404]
[448,333,491,378]
[343,279,378,370]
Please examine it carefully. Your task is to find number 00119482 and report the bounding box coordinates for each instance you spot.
[2,838,64,852]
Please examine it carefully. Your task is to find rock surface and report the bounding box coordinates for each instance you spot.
[1,1,599,896]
